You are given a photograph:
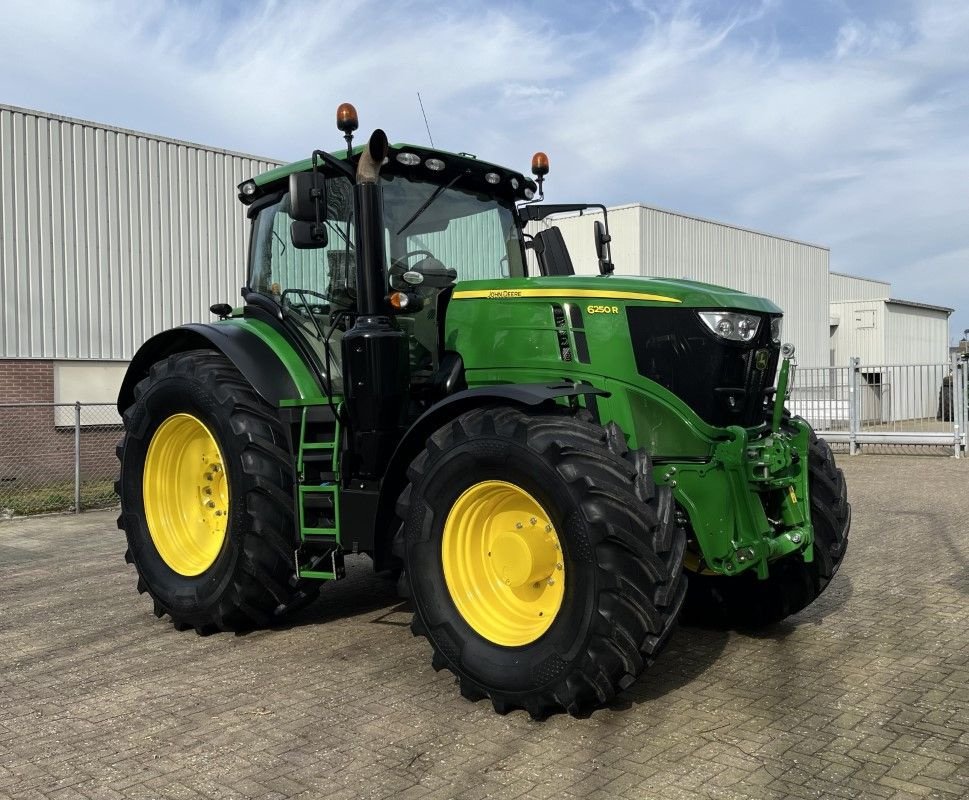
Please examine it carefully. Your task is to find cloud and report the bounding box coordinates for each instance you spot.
[1,0,966,339]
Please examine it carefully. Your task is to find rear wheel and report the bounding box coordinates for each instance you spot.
[397,406,686,718]
[117,350,307,632]
[683,426,850,629]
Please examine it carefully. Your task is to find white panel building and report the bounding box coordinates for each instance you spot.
[533,204,831,369]
[828,272,951,366]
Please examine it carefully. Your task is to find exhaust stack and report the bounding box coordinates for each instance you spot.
[341,127,409,478]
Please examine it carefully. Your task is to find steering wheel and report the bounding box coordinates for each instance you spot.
[390,250,436,276]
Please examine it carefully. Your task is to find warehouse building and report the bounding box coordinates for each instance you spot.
[829,271,952,366]
[827,271,953,425]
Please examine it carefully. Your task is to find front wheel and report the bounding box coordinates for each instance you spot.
[397,407,686,718]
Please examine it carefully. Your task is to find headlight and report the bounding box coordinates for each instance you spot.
[770,316,782,344]
[698,311,761,342]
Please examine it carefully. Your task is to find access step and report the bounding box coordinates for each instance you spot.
[296,537,345,581]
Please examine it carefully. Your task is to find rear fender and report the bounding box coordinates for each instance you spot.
[117,323,307,413]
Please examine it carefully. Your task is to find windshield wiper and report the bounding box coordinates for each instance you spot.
[326,219,353,249]
[396,170,466,236]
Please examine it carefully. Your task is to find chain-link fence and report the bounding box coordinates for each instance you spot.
[789,355,968,456]
[0,402,121,519]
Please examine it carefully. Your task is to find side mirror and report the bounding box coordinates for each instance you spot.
[291,220,328,250]
[594,220,614,275]
[289,171,328,249]
[289,171,326,222]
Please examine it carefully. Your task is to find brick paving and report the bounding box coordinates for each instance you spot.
[1,455,967,799]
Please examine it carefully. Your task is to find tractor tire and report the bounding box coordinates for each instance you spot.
[682,426,850,629]
[396,406,686,718]
[116,349,306,633]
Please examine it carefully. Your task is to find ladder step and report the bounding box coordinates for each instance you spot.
[297,540,345,580]
[302,491,335,509]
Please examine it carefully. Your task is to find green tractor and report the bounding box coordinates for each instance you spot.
[116,105,850,718]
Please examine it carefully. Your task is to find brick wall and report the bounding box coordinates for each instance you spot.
[0,360,120,505]
[0,359,54,404]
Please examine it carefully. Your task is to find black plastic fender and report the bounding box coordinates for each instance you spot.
[117,323,303,413]
[370,381,609,571]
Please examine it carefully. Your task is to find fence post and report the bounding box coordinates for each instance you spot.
[848,357,860,455]
[962,357,969,457]
[954,354,967,459]
[74,401,82,513]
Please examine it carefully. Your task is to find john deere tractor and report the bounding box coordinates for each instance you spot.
[116,104,849,718]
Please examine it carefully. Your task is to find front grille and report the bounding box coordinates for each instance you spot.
[627,307,780,428]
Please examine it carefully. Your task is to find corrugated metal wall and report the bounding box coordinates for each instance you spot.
[0,104,279,359]
[829,271,890,302]
[884,303,950,364]
[538,204,830,368]
[830,300,950,366]
[830,300,885,365]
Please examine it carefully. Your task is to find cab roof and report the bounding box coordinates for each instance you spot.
[239,143,536,205]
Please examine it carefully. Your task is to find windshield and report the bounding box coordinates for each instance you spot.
[248,174,526,310]
[382,173,526,278]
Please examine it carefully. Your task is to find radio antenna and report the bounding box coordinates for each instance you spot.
[417,92,435,147]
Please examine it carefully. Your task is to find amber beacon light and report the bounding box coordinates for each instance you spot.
[336,102,359,133]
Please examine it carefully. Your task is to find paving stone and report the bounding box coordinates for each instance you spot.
[1,455,967,798]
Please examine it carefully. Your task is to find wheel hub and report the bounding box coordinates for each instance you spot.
[490,530,558,588]
[441,480,565,646]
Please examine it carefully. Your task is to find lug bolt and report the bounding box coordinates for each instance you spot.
[530,517,537,525]
[215,510,222,517]
[547,577,555,586]
[515,522,523,529]
[211,464,220,473]
[206,500,215,509]
[545,524,552,533]
[204,487,212,495]
[670,480,677,488]
[556,563,563,571]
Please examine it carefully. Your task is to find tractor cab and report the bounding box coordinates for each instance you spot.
[239,140,534,399]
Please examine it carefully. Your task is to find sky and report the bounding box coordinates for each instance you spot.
[2,0,967,341]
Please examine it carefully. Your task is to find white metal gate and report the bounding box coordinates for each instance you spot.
[789,356,968,456]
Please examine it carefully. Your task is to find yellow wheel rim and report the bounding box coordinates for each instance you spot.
[441,480,565,646]
[143,413,229,576]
